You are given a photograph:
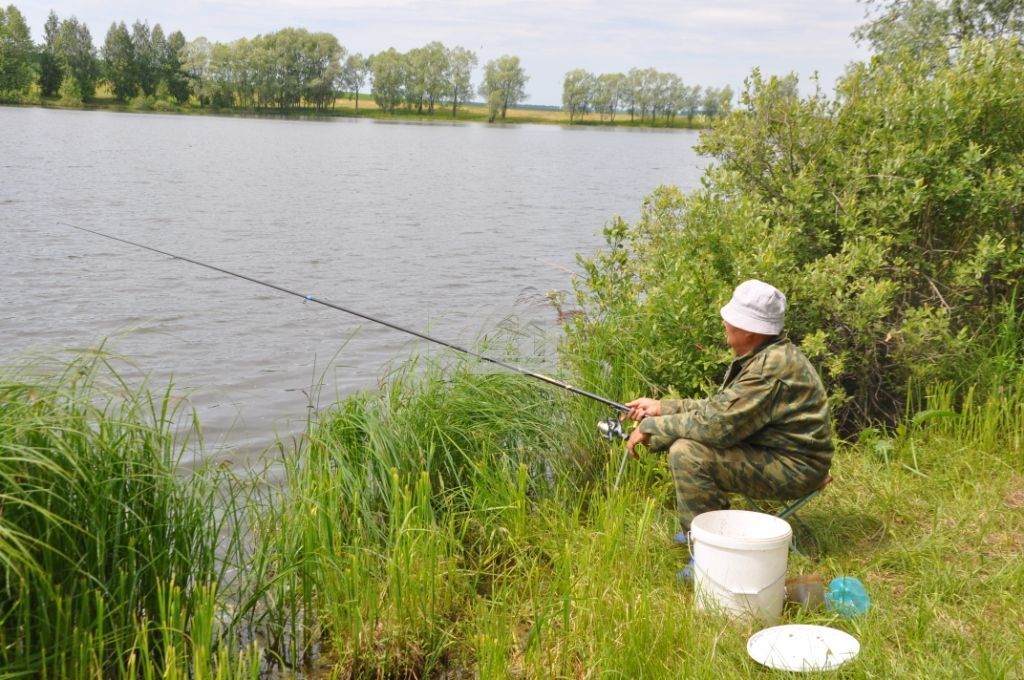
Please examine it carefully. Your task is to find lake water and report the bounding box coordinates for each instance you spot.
[1,106,705,468]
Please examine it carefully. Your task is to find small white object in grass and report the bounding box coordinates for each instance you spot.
[747,624,860,672]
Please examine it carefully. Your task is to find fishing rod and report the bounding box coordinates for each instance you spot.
[63,223,631,415]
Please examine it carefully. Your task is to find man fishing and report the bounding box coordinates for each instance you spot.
[623,279,834,537]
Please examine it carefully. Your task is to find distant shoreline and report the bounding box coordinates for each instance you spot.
[4,93,709,130]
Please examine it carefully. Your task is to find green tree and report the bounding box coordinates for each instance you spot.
[641,68,660,121]
[592,72,624,122]
[205,39,238,108]
[339,52,368,108]
[681,84,702,125]
[403,45,426,112]
[419,40,447,113]
[701,86,724,118]
[654,71,684,124]
[0,4,35,97]
[179,36,212,105]
[627,67,659,123]
[102,21,135,101]
[149,24,170,99]
[235,37,261,108]
[130,20,157,96]
[54,17,98,101]
[162,30,189,103]
[444,45,476,116]
[37,10,61,96]
[479,54,528,122]
[308,31,345,110]
[855,0,1024,57]
[620,68,637,121]
[562,68,594,122]
[369,47,404,113]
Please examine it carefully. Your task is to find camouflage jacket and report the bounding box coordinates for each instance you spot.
[638,337,834,468]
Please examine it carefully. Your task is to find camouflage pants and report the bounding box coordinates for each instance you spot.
[667,438,829,530]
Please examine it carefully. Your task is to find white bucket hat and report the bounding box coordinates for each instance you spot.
[720,280,786,335]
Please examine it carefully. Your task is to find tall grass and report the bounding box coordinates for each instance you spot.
[4,313,1020,676]
[0,352,259,678]
[249,318,1024,677]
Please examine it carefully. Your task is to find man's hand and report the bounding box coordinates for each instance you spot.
[626,427,651,458]
[625,397,662,421]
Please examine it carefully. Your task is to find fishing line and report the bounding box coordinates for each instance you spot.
[63,222,629,414]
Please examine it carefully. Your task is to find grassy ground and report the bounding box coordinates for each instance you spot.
[1,342,1021,677]
[251,354,1024,678]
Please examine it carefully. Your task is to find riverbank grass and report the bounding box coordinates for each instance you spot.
[256,351,1024,677]
[1,345,1020,676]
[0,353,260,678]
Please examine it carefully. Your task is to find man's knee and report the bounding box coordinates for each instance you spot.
[667,438,716,471]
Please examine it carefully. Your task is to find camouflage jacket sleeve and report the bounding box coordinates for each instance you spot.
[644,398,701,451]
[638,375,778,449]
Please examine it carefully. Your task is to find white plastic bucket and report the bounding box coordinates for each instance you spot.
[689,509,792,624]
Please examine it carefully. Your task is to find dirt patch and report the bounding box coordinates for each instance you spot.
[982,531,1024,559]
[1003,487,1024,509]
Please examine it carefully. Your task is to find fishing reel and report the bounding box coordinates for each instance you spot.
[597,414,626,441]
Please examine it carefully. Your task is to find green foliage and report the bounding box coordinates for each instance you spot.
[569,39,1024,432]
[131,20,158,97]
[479,54,529,121]
[54,15,98,101]
[37,10,61,96]
[0,4,35,98]
[368,42,479,116]
[248,337,1024,677]
[611,68,727,125]
[562,68,595,121]
[162,29,189,103]
[0,353,251,676]
[856,0,1024,57]
[102,21,136,101]
[57,72,83,105]
[446,45,477,116]
[369,46,403,113]
[128,92,155,110]
[245,347,608,674]
[338,51,368,107]
[181,28,345,111]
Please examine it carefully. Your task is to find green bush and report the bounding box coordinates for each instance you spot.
[129,94,156,110]
[568,38,1024,433]
[58,75,84,106]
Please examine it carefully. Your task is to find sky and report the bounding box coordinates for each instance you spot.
[15,0,873,106]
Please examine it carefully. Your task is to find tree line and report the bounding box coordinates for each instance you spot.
[3,3,720,125]
[0,4,533,120]
[563,67,733,124]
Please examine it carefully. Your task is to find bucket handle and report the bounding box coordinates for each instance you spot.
[691,560,787,597]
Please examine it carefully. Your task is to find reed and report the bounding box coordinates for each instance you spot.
[0,352,259,678]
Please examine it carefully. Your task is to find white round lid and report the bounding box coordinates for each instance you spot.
[747,624,860,671]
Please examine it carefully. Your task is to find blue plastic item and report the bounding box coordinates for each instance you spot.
[825,577,870,617]
[676,557,695,584]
